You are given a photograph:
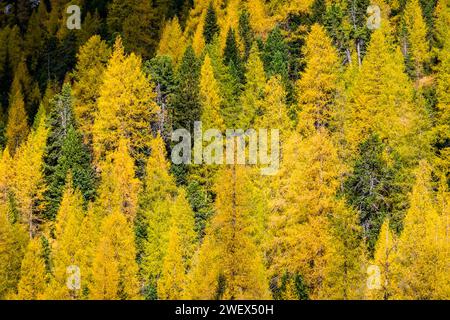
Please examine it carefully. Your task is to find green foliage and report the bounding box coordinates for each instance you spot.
[203,2,220,44]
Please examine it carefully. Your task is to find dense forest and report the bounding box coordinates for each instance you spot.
[0,0,449,300]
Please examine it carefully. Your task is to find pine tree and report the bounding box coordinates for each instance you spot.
[170,45,201,132]
[203,2,220,44]
[199,54,225,130]
[403,0,430,78]
[6,84,29,155]
[262,27,289,80]
[223,28,243,81]
[96,138,141,222]
[16,238,48,300]
[297,24,340,131]
[46,126,96,220]
[90,210,140,300]
[343,134,399,253]
[238,10,254,60]
[92,37,159,167]
[187,166,270,300]
[12,112,48,238]
[72,35,111,144]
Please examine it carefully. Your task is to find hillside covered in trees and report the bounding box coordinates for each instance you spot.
[0,0,449,300]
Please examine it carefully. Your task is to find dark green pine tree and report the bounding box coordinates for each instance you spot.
[169,46,201,185]
[262,27,289,80]
[46,125,96,219]
[238,10,254,61]
[203,2,220,44]
[343,134,400,255]
[223,28,244,81]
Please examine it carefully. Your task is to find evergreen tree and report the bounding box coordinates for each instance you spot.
[262,27,289,80]
[238,10,254,60]
[223,28,243,81]
[203,2,220,44]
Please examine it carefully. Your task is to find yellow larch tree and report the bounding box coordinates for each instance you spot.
[157,189,197,300]
[90,210,140,300]
[247,0,274,36]
[0,147,13,204]
[16,238,48,300]
[157,17,186,65]
[12,112,48,238]
[239,43,266,128]
[187,166,270,300]
[0,204,28,299]
[391,161,442,299]
[192,9,207,56]
[297,24,340,131]
[92,37,159,166]
[6,83,29,155]
[403,0,429,78]
[368,219,398,300]
[96,138,141,222]
[199,54,225,130]
[268,128,343,299]
[44,177,86,299]
[72,35,111,144]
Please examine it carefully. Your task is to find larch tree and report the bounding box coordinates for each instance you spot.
[238,43,266,128]
[297,24,340,131]
[392,161,441,299]
[157,189,197,300]
[6,82,29,155]
[402,0,430,78]
[0,204,28,299]
[96,138,141,222]
[157,17,186,65]
[369,219,398,300]
[90,210,140,300]
[44,178,85,299]
[268,128,343,299]
[192,9,207,56]
[16,238,48,300]
[0,148,13,204]
[72,35,111,144]
[187,166,270,300]
[199,54,225,130]
[12,111,48,238]
[92,37,159,168]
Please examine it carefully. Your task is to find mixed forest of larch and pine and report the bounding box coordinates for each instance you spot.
[0,0,449,300]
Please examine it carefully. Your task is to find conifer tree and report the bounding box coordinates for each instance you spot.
[93,37,159,167]
[239,43,266,127]
[44,178,85,299]
[199,54,225,130]
[392,161,441,299]
[223,28,243,81]
[192,9,207,56]
[297,24,340,131]
[187,166,270,300]
[0,148,13,204]
[157,17,186,65]
[6,84,29,155]
[403,0,430,78]
[12,111,48,238]
[238,10,254,60]
[16,238,48,300]
[203,2,220,44]
[0,204,27,299]
[90,211,140,300]
[170,45,201,132]
[262,27,289,80]
[369,220,398,300]
[96,138,140,222]
[72,35,111,144]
